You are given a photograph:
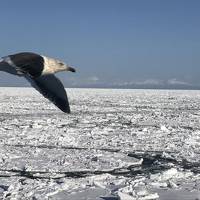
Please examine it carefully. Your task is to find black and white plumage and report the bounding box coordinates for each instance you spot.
[0,52,76,113]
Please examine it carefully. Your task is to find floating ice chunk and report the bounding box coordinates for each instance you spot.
[32,122,43,129]
[162,168,178,180]
[143,128,148,132]
[131,177,146,187]
[160,125,169,132]
[150,168,178,182]
[118,191,136,200]
[91,174,119,189]
[139,193,159,200]
[46,118,52,124]
[167,180,178,188]
[119,185,134,195]
[149,168,194,190]
[137,190,149,196]
[136,190,159,199]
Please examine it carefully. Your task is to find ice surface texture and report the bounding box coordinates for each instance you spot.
[0,88,200,199]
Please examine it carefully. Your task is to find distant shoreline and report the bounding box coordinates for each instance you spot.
[0,86,200,91]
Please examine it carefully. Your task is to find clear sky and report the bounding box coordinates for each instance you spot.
[0,0,200,88]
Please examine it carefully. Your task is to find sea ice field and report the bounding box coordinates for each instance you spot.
[0,87,200,200]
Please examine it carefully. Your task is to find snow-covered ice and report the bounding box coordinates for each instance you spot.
[0,88,200,199]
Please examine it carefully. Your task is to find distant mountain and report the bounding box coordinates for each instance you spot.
[0,73,199,90]
[71,80,200,90]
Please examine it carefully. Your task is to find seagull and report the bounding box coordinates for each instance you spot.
[0,52,76,113]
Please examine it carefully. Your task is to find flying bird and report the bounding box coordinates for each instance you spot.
[0,52,76,113]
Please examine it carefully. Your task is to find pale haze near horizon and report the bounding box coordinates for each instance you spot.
[0,0,199,89]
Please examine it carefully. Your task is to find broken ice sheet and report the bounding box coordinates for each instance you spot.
[0,88,200,199]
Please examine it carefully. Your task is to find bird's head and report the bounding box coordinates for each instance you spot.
[57,60,76,73]
[43,56,76,74]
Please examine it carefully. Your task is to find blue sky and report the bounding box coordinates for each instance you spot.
[0,0,200,88]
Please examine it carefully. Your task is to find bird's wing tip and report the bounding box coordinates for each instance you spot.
[57,102,71,113]
[62,108,71,114]
[62,110,70,114]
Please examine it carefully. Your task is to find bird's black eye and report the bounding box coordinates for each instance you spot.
[59,62,64,66]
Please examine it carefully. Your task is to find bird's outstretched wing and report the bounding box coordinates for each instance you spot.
[3,53,44,77]
[25,74,70,113]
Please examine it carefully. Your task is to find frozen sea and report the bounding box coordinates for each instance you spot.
[0,87,200,200]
